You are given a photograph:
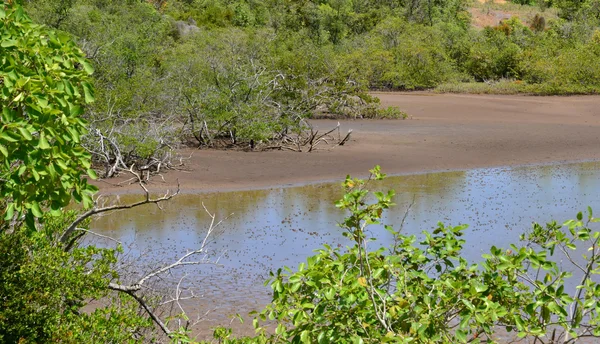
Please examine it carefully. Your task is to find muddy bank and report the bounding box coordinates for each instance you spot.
[95,93,600,194]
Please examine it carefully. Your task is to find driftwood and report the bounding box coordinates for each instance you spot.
[264,121,352,152]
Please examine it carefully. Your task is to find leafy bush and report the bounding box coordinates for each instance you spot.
[0,1,98,228]
[246,167,600,343]
[465,27,523,81]
[371,23,463,90]
[0,213,151,343]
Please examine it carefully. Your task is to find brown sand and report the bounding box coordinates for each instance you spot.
[95,93,600,194]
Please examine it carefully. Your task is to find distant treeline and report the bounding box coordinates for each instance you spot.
[21,0,600,173]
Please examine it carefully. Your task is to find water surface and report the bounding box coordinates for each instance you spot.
[91,161,600,324]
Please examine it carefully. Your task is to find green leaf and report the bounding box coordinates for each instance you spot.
[0,144,7,157]
[317,331,326,343]
[82,60,95,75]
[87,168,98,180]
[38,132,50,149]
[455,329,467,343]
[351,336,364,344]
[32,168,40,181]
[473,281,488,293]
[300,331,310,343]
[82,81,95,103]
[4,203,15,220]
[1,40,17,48]
[0,131,18,142]
[30,201,43,218]
[56,159,69,171]
[17,127,32,140]
[82,193,94,209]
[459,314,471,329]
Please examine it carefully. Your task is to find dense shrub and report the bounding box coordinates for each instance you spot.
[465,29,522,81]
[19,0,600,174]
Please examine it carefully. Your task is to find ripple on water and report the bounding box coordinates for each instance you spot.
[90,161,600,332]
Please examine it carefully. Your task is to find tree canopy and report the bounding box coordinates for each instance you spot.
[0,0,97,230]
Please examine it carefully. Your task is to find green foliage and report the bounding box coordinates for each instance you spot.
[0,1,97,230]
[168,27,385,146]
[482,208,600,341]
[385,24,461,89]
[20,0,600,169]
[0,4,157,343]
[465,26,523,81]
[0,212,151,343]
[512,0,535,5]
[242,167,600,343]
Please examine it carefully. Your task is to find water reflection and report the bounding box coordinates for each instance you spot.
[91,161,600,325]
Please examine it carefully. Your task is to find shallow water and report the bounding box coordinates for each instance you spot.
[91,161,600,325]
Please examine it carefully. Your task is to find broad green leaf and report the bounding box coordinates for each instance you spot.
[351,336,364,344]
[17,127,32,140]
[30,201,43,218]
[87,168,98,179]
[32,168,40,181]
[4,203,15,220]
[56,159,68,171]
[82,193,94,209]
[0,131,18,142]
[82,60,95,75]
[473,281,488,293]
[1,40,17,48]
[13,92,24,102]
[82,81,95,103]
[455,329,467,343]
[300,330,310,344]
[459,314,471,329]
[38,132,50,149]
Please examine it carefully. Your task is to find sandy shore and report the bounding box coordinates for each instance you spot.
[95,92,600,194]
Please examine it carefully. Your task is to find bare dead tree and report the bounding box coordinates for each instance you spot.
[265,121,353,152]
[84,105,184,181]
[106,203,232,338]
[58,173,233,339]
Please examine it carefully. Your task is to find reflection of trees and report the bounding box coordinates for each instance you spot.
[576,161,600,194]
[379,171,467,228]
[91,170,469,247]
[89,170,469,281]
[515,161,600,194]
[91,189,272,238]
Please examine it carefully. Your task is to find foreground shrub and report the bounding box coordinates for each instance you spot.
[246,167,600,343]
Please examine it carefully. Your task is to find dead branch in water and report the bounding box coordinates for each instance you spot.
[65,183,233,339]
[106,203,232,338]
[59,171,180,248]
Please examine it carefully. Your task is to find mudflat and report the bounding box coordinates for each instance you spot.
[96,92,600,193]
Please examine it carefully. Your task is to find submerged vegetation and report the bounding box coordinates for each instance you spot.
[3,0,600,343]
